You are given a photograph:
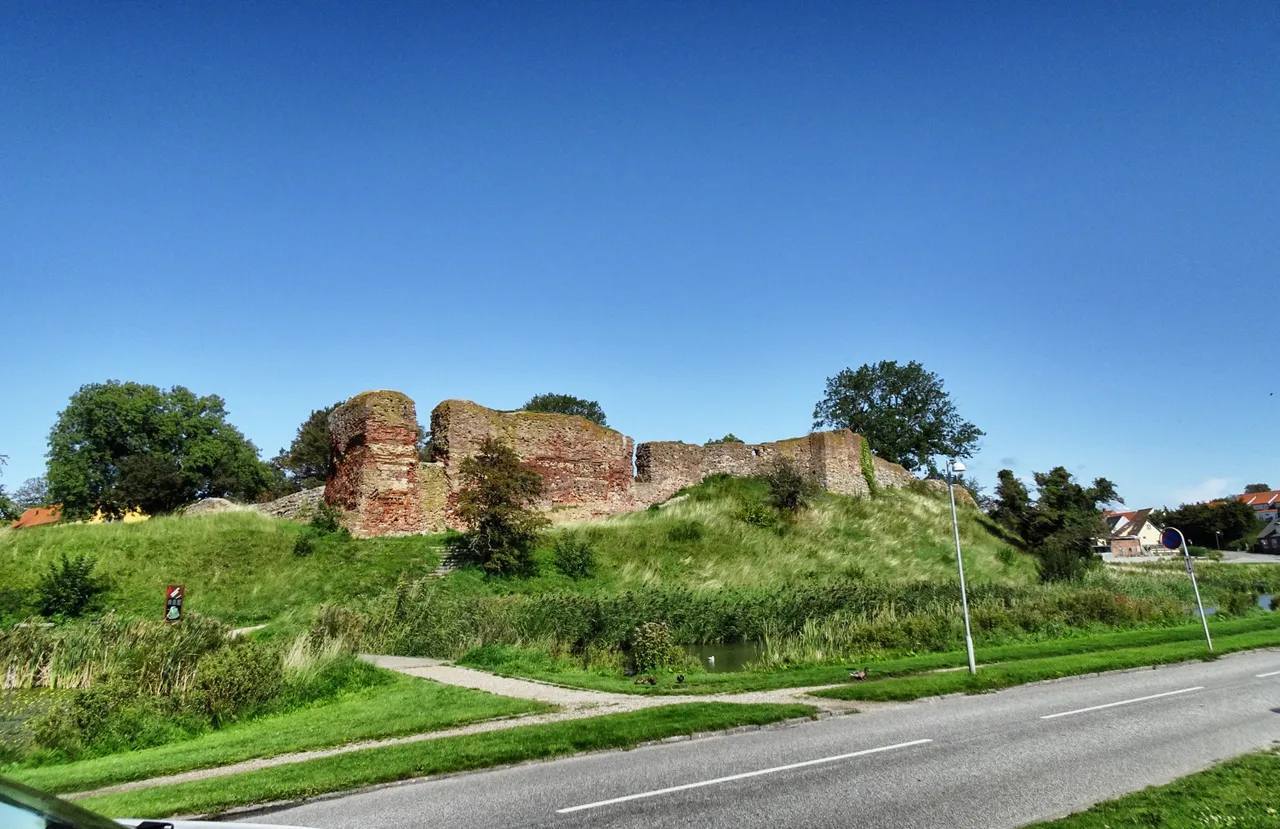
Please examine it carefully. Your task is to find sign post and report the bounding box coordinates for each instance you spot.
[165,584,185,624]
[1162,528,1212,651]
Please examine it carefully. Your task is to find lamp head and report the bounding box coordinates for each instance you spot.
[951,461,967,473]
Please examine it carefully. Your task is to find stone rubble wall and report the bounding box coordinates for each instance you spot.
[251,487,325,520]
[325,390,427,538]
[321,390,929,536]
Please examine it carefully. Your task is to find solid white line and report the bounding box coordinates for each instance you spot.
[555,738,933,814]
[1257,670,1280,678]
[1040,686,1205,720]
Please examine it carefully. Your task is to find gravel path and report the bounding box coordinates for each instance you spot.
[68,656,867,800]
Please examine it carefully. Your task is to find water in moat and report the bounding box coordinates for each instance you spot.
[681,642,767,672]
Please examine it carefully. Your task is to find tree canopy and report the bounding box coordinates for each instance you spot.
[11,477,49,510]
[706,434,744,445]
[522,393,608,427]
[47,381,274,519]
[1244,483,1272,494]
[812,360,983,473]
[990,466,1120,581]
[273,403,341,491]
[1153,499,1256,550]
[0,455,18,521]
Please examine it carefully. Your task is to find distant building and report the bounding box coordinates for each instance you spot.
[11,505,62,529]
[1102,508,1163,556]
[1237,490,1280,523]
[1258,520,1280,554]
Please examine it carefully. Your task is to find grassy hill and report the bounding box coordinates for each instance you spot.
[0,476,1032,630]
[0,512,444,627]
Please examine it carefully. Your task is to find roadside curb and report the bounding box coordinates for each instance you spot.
[191,711,842,821]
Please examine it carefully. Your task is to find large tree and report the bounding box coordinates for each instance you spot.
[990,466,1120,581]
[1244,483,1272,494]
[47,381,274,519]
[812,361,983,473]
[273,403,341,491]
[1155,499,1256,550]
[522,393,608,427]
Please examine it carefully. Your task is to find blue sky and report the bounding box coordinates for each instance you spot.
[2,2,1276,508]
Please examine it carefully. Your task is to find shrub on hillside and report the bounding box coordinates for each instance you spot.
[293,534,316,557]
[666,520,704,543]
[34,554,110,618]
[552,534,598,580]
[734,500,776,528]
[449,438,549,576]
[630,621,679,674]
[309,502,345,535]
[189,642,284,726]
[764,457,819,513]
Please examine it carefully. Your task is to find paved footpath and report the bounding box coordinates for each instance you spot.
[71,655,861,799]
[257,649,1280,829]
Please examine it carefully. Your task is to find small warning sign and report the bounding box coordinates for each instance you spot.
[165,584,185,623]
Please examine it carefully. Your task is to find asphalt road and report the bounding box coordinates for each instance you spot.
[258,650,1280,829]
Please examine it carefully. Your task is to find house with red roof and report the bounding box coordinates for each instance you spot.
[11,505,62,529]
[1237,490,1280,523]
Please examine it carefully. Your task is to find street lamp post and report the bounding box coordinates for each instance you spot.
[1215,531,1221,551]
[947,459,977,674]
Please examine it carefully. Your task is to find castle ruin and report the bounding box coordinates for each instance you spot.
[323,390,923,538]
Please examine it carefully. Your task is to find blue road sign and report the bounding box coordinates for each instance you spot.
[1162,529,1183,551]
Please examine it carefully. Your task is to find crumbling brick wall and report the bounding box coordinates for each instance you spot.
[431,399,636,525]
[325,390,427,538]
[634,430,909,504]
[320,391,924,536]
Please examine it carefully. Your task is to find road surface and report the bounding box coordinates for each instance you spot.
[258,650,1280,829]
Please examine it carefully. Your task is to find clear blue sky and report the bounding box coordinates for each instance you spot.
[2,2,1276,508]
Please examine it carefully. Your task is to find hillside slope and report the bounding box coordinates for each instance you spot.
[0,512,444,626]
[0,476,1032,626]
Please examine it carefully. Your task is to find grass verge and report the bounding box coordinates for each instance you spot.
[1027,748,1280,827]
[811,626,1280,701]
[79,703,818,819]
[461,614,1280,695]
[7,674,547,795]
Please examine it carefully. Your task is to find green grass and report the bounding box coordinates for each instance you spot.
[6,673,547,795]
[0,513,446,626]
[79,703,818,818]
[515,477,1036,591]
[460,613,1280,695]
[811,625,1280,701]
[1028,748,1280,827]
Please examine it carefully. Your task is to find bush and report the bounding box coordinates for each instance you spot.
[666,520,704,543]
[309,502,345,535]
[293,534,316,558]
[734,500,776,528]
[552,534,598,579]
[764,457,819,512]
[189,642,284,726]
[997,546,1018,567]
[630,621,679,674]
[34,554,109,618]
[860,438,880,495]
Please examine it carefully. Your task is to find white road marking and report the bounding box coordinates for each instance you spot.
[1040,686,1205,720]
[556,738,934,814]
[1257,670,1280,678]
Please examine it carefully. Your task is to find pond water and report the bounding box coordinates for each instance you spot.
[1194,594,1274,617]
[681,642,767,673]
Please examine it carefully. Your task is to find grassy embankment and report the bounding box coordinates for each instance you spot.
[78,703,818,819]
[1028,748,1280,827]
[462,612,1280,695]
[0,512,445,628]
[6,672,547,795]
